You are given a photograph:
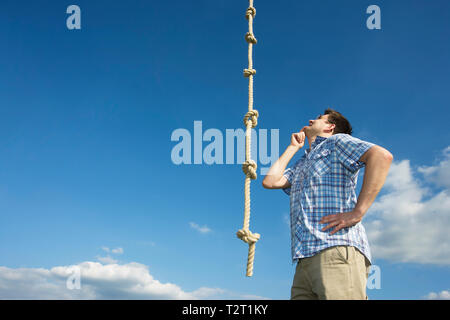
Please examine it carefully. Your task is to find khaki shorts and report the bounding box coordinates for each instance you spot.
[290,246,371,300]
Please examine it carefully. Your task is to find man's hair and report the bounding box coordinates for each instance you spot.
[324,108,353,135]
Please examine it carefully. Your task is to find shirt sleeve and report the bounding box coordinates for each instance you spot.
[334,134,375,173]
[281,157,303,196]
[281,168,294,196]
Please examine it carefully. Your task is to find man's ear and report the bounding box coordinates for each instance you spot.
[327,123,336,133]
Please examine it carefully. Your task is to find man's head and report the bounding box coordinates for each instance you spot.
[303,108,353,137]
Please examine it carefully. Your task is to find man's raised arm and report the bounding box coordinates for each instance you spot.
[262,129,305,189]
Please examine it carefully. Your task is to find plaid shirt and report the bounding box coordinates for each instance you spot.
[282,133,375,265]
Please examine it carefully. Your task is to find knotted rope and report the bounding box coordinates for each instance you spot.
[236,0,260,277]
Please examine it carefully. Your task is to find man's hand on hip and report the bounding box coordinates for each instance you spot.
[319,210,364,235]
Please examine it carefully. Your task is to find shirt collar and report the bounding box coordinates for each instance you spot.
[305,135,328,154]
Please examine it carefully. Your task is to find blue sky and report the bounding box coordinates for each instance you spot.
[0,0,449,299]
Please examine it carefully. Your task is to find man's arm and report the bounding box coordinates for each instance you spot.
[262,129,306,189]
[320,145,393,234]
[354,145,393,215]
[262,145,299,189]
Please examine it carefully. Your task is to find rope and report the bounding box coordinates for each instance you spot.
[236,0,260,277]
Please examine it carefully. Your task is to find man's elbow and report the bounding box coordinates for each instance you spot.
[374,148,393,165]
[262,179,271,189]
[364,146,393,165]
[383,149,394,162]
[262,175,279,189]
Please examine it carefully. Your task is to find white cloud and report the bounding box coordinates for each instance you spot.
[96,256,118,264]
[101,247,124,255]
[97,246,124,264]
[0,261,269,300]
[111,247,124,254]
[189,222,212,234]
[418,146,450,189]
[425,290,450,300]
[364,148,450,265]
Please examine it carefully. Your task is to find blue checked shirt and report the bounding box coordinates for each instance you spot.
[282,133,375,265]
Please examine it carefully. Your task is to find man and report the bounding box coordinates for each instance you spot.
[262,108,393,300]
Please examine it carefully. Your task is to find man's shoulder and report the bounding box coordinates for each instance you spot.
[329,133,352,141]
[328,133,376,157]
[329,133,366,144]
[325,133,349,148]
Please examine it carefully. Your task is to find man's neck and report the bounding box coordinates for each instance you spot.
[307,133,331,151]
[307,134,318,150]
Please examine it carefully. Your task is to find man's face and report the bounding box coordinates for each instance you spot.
[304,114,335,136]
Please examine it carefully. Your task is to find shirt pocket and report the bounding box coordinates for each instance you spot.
[310,148,332,177]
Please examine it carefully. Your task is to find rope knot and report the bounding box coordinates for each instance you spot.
[243,68,256,77]
[243,109,259,128]
[245,32,257,44]
[245,6,256,20]
[236,228,260,245]
[242,159,257,180]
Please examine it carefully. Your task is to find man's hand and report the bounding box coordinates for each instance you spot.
[320,210,364,235]
[290,127,307,150]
